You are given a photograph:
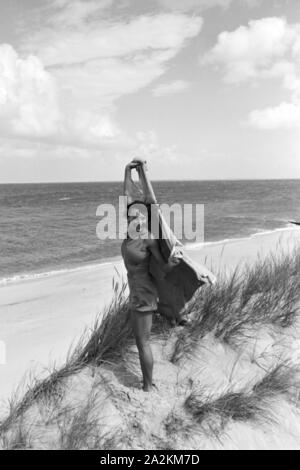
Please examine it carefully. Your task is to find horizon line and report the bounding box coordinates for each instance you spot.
[0,177,300,185]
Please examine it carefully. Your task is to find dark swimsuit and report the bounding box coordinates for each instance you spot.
[121,237,158,312]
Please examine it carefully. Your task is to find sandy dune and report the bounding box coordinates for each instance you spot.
[0,227,299,416]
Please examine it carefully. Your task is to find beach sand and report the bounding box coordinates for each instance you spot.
[0,227,299,413]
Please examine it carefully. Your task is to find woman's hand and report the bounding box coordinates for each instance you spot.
[125,161,140,170]
[146,238,182,275]
[166,248,183,270]
[132,157,146,165]
[167,257,181,269]
[126,158,146,170]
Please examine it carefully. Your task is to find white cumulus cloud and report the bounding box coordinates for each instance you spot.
[203,17,296,83]
[0,44,60,137]
[249,101,300,129]
[0,43,124,146]
[203,16,300,130]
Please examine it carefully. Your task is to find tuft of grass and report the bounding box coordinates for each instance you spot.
[75,280,132,366]
[0,418,32,450]
[172,248,300,363]
[185,391,266,426]
[0,279,133,438]
[0,363,76,435]
[252,362,300,402]
[57,389,113,450]
[183,361,300,434]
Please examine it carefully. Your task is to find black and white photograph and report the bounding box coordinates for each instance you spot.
[0,0,300,453]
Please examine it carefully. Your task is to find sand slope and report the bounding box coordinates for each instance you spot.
[1,316,300,450]
[0,228,300,449]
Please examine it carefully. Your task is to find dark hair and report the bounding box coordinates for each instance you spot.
[126,200,153,237]
[127,200,151,222]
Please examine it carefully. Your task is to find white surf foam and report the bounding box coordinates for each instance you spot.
[0,260,119,287]
[185,225,300,251]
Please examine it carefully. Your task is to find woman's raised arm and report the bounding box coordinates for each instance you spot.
[123,162,140,204]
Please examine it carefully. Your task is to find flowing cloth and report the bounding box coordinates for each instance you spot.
[124,161,216,320]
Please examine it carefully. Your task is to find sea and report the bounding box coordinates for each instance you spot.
[0,180,299,285]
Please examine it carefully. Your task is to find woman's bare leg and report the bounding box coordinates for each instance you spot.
[130,310,154,392]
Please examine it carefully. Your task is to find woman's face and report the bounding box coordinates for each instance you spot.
[127,206,147,234]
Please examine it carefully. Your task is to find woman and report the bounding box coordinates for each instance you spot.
[121,160,179,392]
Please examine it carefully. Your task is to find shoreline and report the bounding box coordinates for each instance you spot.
[185,224,299,251]
[0,224,298,288]
[0,227,299,413]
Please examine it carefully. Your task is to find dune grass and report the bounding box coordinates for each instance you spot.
[163,361,300,443]
[184,361,300,429]
[1,247,300,449]
[172,247,300,363]
[75,279,133,366]
[57,387,123,450]
[0,278,132,436]
[1,418,32,450]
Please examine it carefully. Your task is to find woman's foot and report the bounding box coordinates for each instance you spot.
[142,382,158,392]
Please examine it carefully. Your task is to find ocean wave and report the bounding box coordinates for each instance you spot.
[0,260,119,287]
[1,225,299,287]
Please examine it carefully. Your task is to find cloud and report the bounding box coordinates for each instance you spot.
[0,43,126,146]
[20,0,114,33]
[203,17,300,130]
[203,17,296,83]
[0,137,93,160]
[1,1,203,167]
[152,79,190,97]
[47,0,114,27]
[155,0,229,12]
[21,14,203,67]
[40,13,203,116]
[155,0,262,13]
[51,49,192,108]
[0,44,61,137]
[248,101,300,129]
[1,7,202,148]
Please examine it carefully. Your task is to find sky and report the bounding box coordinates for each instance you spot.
[0,0,299,183]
